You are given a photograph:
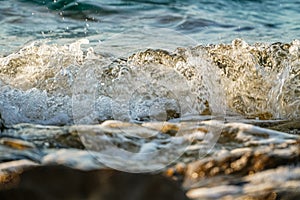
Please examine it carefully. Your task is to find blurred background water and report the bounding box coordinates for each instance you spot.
[1,0,300,55]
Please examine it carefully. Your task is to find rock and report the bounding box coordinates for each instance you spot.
[183,144,300,187]
[0,137,36,150]
[0,165,189,200]
[184,166,300,200]
[0,159,39,190]
[1,123,84,149]
[187,185,241,199]
[0,120,299,199]
[0,113,4,132]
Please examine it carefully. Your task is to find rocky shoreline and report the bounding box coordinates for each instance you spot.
[0,119,299,199]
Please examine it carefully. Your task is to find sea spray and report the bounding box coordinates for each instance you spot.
[0,39,299,126]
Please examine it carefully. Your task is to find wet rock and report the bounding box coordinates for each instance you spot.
[0,120,299,199]
[268,119,300,134]
[0,120,299,169]
[185,166,300,200]
[182,121,300,189]
[242,167,300,199]
[41,149,105,170]
[0,165,189,200]
[0,113,4,132]
[187,185,241,199]
[1,123,84,149]
[0,137,36,150]
[0,160,39,190]
[183,144,300,187]
[0,144,42,163]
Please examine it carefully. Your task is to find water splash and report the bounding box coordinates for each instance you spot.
[0,38,299,125]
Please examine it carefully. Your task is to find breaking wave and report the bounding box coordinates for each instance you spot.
[0,38,299,125]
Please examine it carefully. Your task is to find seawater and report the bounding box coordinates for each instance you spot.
[0,0,299,125]
[1,0,300,54]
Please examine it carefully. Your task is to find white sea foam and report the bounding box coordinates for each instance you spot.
[0,39,299,125]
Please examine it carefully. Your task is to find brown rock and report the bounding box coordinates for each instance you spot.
[0,165,189,200]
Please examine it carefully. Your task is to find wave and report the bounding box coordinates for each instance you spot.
[0,38,299,125]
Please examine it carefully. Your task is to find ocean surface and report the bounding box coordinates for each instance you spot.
[1,0,300,54]
[0,1,300,199]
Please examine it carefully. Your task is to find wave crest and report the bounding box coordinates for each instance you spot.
[0,38,299,125]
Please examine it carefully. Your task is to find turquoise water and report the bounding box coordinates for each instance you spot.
[1,0,300,54]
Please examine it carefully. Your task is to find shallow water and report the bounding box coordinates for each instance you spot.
[0,0,300,199]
